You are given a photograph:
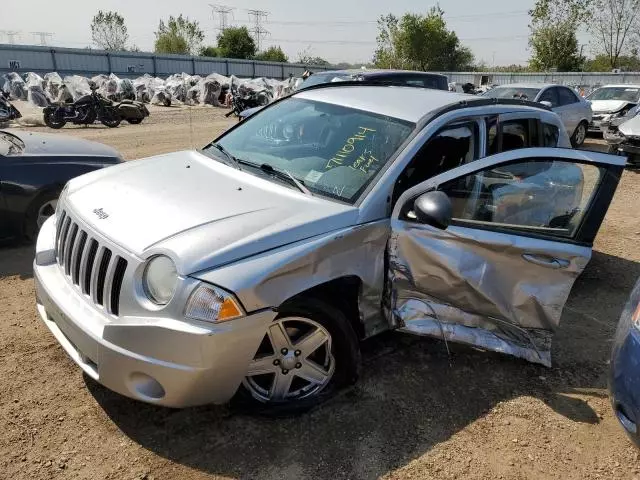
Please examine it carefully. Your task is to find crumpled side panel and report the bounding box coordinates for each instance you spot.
[389,222,591,366]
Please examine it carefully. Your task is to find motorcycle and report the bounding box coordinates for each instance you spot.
[225,84,272,120]
[0,91,22,123]
[601,105,640,167]
[43,85,122,129]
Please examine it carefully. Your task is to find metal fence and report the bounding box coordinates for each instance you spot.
[0,44,332,80]
[440,71,640,87]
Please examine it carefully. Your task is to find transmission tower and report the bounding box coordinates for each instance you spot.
[210,4,235,32]
[0,31,21,44]
[31,32,53,46]
[247,9,269,51]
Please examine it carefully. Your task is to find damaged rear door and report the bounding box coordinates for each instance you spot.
[388,147,624,366]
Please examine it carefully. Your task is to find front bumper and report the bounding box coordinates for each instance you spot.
[610,325,640,447]
[34,219,276,408]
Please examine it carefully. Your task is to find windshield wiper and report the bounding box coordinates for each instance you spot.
[208,143,241,170]
[255,163,312,195]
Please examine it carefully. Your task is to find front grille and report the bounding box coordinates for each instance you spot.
[55,210,128,316]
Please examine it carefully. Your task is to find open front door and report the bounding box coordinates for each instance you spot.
[388,147,624,366]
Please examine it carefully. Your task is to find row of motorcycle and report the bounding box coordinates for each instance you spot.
[0,83,149,129]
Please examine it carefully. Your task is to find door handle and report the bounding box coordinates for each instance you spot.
[522,253,570,269]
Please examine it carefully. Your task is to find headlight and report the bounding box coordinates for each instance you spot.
[185,284,244,323]
[142,255,178,305]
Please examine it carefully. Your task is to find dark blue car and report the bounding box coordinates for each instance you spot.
[610,278,640,447]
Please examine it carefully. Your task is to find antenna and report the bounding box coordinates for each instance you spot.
[210,4,235,32]
[31,32,53,46]
[246,9,269,51]
[0,31,21,44]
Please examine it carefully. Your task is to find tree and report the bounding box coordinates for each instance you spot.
[297,47,331,66]
[91,11,129,51]
[254,46,288,62]
[200,46,220,57]
[372,8,474,71]
[154,15,204,55]
[584,52,640,70]
[589,0,640,69]
[528,0,589,71]
[216,27,257,59]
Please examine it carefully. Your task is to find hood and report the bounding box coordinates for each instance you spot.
[590,100,634,114]
[3,129,121,159]
[618,115,640,137]
[65,150,358,274]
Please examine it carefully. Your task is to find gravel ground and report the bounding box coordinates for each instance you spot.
[1,102,640,480]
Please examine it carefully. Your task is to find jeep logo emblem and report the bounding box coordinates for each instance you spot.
[93,208,109,220]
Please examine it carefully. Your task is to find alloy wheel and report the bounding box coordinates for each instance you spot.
[243,317,335,403]
[574,123,586,146]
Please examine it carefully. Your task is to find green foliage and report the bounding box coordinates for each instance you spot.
[528,0,589,71]
[154,15,204,55]
[254,46,288,62]
[216,27,257,59]
[91,10,129,51]
[297,48,331,66]
[584,53,640,71]
[199,46,220,57]
[372,8,474,71]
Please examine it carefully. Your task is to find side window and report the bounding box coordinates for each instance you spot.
[393,122,479,204]
[543,123,560,147]
[538,88,559,108]
[487,118,536,155]
[437,160,603,239]
[558,88,579,106]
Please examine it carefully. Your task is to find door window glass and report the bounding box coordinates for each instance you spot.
[538,88,559,107]
[558,87,579,106]
[543,123,560,147]
[437,160,603,238]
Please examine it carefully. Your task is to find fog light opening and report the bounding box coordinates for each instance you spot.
[128,372,166,401]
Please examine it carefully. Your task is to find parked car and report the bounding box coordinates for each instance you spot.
[238,69,450,120]
[482,83,593,147]
[610,277,640,447]
[0,129,122,241]
[587,84,640,133]
[602,107,640,166]
[34,84,624,412]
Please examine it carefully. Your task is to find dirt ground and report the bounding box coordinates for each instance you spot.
[1,102,640,480]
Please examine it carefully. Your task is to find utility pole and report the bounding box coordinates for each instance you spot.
[209,4,235,32]
[247,9,269,51]
[31,32,53,46]
[0,31,21,44]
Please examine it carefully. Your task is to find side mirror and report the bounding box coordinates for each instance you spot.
[413,191,452,230]
[540,100,553,108]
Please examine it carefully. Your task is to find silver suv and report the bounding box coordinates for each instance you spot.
[34,85,624,411]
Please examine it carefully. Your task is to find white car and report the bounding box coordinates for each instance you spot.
[587,84,640,132]
[483,83,593,147]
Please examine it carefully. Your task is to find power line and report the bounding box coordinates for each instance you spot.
[31,32,53,46]
[247,9,269,51]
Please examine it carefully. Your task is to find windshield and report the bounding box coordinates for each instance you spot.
[0,132,24,156]
[207,98,414,203]
[300,73,353,89]
[587,86,640,102]
[483,87,541,101]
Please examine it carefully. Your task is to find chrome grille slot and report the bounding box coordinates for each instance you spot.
[54,210,129,317]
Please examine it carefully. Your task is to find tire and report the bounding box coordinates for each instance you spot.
[571,121,588,147]
[23,190,60,241]
[43,110,66,129]
[100,109,121,128]
[233,297,360,415]
[127,118,143,124]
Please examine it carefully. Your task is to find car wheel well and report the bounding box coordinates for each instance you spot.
[280,276,365,339]
[23,186,63,240]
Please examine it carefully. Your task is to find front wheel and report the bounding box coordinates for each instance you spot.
[24,191,59,241]
[43,109,66,129]
[235,298,360,414]
[571,121,588,147]
[100,109,121,128]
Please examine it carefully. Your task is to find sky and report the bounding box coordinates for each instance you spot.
[1,0,593,66]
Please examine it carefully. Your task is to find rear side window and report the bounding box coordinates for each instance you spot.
[543,123,560,147]
[558,88,579,106]
[487,119,534,155]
